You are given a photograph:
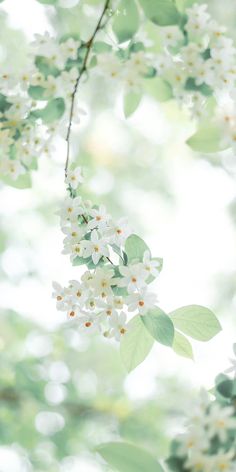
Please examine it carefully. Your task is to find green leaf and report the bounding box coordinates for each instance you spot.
[187,123,227,153]
[28,86,47,101]
[185,77,212,97]
[112,0,140,43]
[123,91,142,118]
[35,56,60,78]
[37,0,58,4]
[144,77,173,102]
[93,41,112,53]
[31,98,65,123]
[0,93,11,113]
[216,379,233,399]
[173,330,194,360]
[1,173,32,189]
[97,442,164,472]
[142,307,174,346]
[120,316,154,372]
[125,234,149,263]
[169,305,222,341]
[138,0,180,26]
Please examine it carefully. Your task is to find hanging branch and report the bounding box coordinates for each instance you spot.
[65,0,111,176]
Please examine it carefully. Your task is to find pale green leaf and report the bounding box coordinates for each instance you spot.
[138,0,180,26]
[125,234,149,263]
[31,98,65,123]
[1,173,32,189]
[173,330,194,360]
[120,315,154,372]
[123,91,142,118]
[187,123,227,153]
[97,442,164,472]
[28,85,48,101]
[141,307,174,346]
[112,0,140,43]
[169,305,222,341]
[37,0,58,4]
[144,77,173,102]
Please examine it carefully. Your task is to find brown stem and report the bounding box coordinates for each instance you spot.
[65,0,111,176]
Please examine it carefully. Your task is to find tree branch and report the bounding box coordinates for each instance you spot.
[65,0,111,176]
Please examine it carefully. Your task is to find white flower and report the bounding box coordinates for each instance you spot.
[207,403,236,443]
[118,263,148,293]
[59,196,84,222]
[62,242,84,261]
[31,32,56,57]
[92,267,115,297]
[62,224,86,245]
[126,288,157,315]
[5,95,31,121]
[3,159,25,180]
[109,311,128,341]
[65,166,84,190]
[211,450,235,472]
[52,281,67,310]
[77,313,101,334]
[193,59,213,86]
[185,451,213,472]
[159,26,184,48]
[97,53,123,80]
[67,279,89,306]
[106,217,131,246]
[177,427,209,457]
[81,270,94,288]
[81,230,109,265]
[60,38,80,61]
[87,205,110,231]
[142,250,161,279]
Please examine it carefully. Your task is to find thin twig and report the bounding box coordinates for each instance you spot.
[65,0,111,176]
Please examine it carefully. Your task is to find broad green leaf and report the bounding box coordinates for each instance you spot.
[138,0,180,26]
[173,330,194,360]
[112,0,140,43]
[187,123,227,153]
[1,173,32,189]
[169,305,221,341]
[123,91,142,118]
[144,77,173,102]
[216,378,233,399]
[31,98,65,123]
[120,316,154,372]
[97,442,164,472]
[142,307,174,346]
[125,234,149,263]
[28,86,48,101]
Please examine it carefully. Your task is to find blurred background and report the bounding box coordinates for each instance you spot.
[1,0,236,470]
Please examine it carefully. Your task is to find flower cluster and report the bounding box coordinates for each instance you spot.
[53,166,161,341]
[167,356,236,472]
[0,33,86,181]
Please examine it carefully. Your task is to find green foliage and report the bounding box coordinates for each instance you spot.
[172,330,194,360]
[97,442,164,472]
[138,0,181,26]
[0,93,11,113]
[169,305,222,341]
[120,315,154,372]
[187,123,227,153]
[1,173,32,189]
[125,234,149,263]
[112,0,140,43]
[28,85,48,101]
[31,98,65,123]
[35,56,60,78]
[37,0,58,4]
[142,307,175,346]
[123,91,142,118]
[93,41,112,53]
[144,77,173,102]
[185,78,212,97]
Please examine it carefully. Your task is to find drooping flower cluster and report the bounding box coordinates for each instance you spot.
[167,354,236,472]
[0,33,86,181]
[96,3,236,150]
[53,166,162,341]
